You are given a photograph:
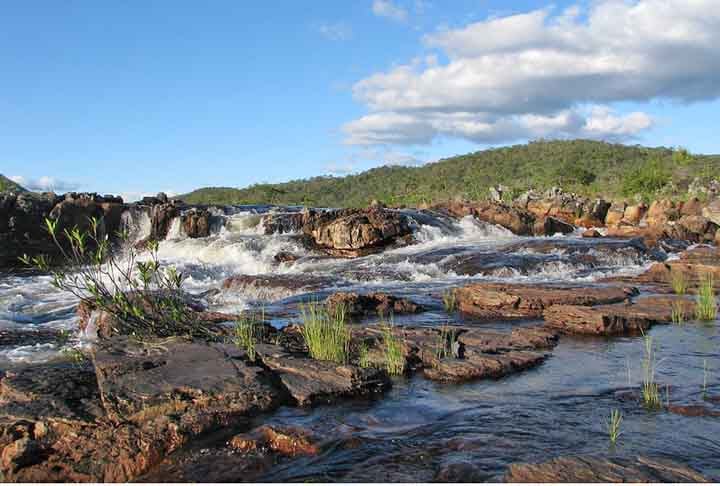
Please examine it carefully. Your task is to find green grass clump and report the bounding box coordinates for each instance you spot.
[300,302,350,364]
[671,301,686,325]
[695,273,717,322]
[670,270,688,295]
[233,317,258,361]
[358,343,372,368]
[381,322,405,376]
[435,324,457,361]
[607,409,623,444]
[442,289,457,313]
[641,333,662,410]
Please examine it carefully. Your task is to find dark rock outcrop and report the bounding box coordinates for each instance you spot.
[325,292,423,318]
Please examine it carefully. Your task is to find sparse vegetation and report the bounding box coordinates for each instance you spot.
[358,343,372,368]
[62,347,86,365]
[300,302,350,364]
[607,409,623,445]
[233,311,263,361]
[0,174,26,193]
[695,273,717,322]
[670,270,688,295]
[381,320,405,376]
[435,324,457,361]
[442,289,457,313]
[20,217,214,340]
[641,333,662,410]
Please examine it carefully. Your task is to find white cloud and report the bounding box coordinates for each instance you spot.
[323,163,356,176]
[318,22,353,41]
[372,0,408,22]
[9,175,80,193]
[346,0,720,145]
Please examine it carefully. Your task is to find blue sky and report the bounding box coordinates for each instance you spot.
[1,0,719,200]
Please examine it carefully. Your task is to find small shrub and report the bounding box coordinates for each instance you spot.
[669,270,688,295]
[695,273,717,322]
[381,321,405,376]
[607,409,623,444]
[442,289,457,313]
[300,302,350,364]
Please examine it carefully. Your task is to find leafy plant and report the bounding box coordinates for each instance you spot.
[607,409,623,444]
[695,273,717,322]
[300,302,350,364]
[20,217,214,340]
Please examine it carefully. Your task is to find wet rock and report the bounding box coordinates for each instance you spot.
[222,274,340,300]
[543,296,695,336]
[148,202,180,241]
[667,404,720,418]
[533,216,575,236]
[228,425,319,457]
[472,201,535,236]
[302,207,413,257]
[504,455,707,482]
[623,203,647,225]
[261,212,304,235]
[435,461,490,482]
[0,328,67,347]
[180,208,211,238]
[325,292,423,318]
[423,350,548,383]
[273,251,300,263]
[455,283,635,319]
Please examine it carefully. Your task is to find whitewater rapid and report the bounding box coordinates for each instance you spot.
[0,206,658,364]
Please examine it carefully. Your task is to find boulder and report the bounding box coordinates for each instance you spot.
[582,229,602,238]
[622,203,647,225]
[325,292,423,318]
[533,216,575,236]
[455,283,635,319]
[645,199,679,227]
[604,201,626,226]
[472,202,535,236]
[702,198,720,225]
[261,212,304,235]
[228,425,319,457]
[302,207,413,257]
[680,197,703,217]
[504,455,707,483]
[181,208,211,238]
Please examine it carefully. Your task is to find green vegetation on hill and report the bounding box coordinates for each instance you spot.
[180,140,720,207]
[0,175,26,193]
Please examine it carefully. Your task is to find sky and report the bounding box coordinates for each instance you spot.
[1,0,719,201]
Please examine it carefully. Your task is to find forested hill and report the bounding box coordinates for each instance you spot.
[179,140,720,207]
[0,175,26,193]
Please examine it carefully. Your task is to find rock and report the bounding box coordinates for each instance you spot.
[533,216,575,236]
[273,251,300,263]
[543,296,695,335]
[455,283,635,319]
[504,455,707,482]
[423,350,548,383]
[228,425,319,457]
[259,349,391,406]
[261,212,304,235]
[623,203,647,225]
[702,198,720,225]
[472,201,535,236]
[582,229,602,238]
[302,207,413,257]
[675,215,717,243]
[181,208,211,238]
[667,404,720,418]
[0,328,67,347]
[435,461,490,482]
[325,292,423,318]
[575,199,611,228]
[645,199,679,227]
[148,202,180,240]
[680,197,703,216]
[604,201,626,226]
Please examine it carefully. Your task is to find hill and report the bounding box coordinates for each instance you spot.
[179,140,720,207]
[0,175,26,193]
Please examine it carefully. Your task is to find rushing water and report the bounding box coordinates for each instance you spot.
[1,206,719,481]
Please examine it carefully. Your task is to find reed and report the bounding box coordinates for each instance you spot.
[358,343,372,368]
[671,301,686,325]
[694,273,717,322]
[435,324,457,361]
[669,270,688,295]
[641,333,662,410]
[442,289,457,313]
[381,321,405,376]
[607,409,623,444]
[300,302,350,364]
[233,316,258,361]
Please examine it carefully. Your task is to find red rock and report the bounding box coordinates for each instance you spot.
[228,425,319,457]
[582,228,602,238]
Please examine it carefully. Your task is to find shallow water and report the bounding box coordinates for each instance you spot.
[2,206,719,480]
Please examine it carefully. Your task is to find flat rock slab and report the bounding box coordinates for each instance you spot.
[260,352,391,406]
[423,350,548,383]
[456,283,636,319]
[504,455,708,482]
[92,337,285,422]
[544,296,696,335]
[325,292,423,318]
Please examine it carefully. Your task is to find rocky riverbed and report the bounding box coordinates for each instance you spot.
[1,189,719,482]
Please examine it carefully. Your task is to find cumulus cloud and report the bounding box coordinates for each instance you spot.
[9,175,80,193]
[345,0,720,145]
[318,22,353,41]
[372,0,408,22]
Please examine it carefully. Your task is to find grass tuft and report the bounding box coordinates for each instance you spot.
[300,302,350,364]
[358,343,372,369]
[671,301,686,325]
[669,270,688,295]
[607,409,623,444]
[435,324,457,361]
[695,273,717,322]
[442,289,457,313]
[380,320,405,376]
[641,333,662,410]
